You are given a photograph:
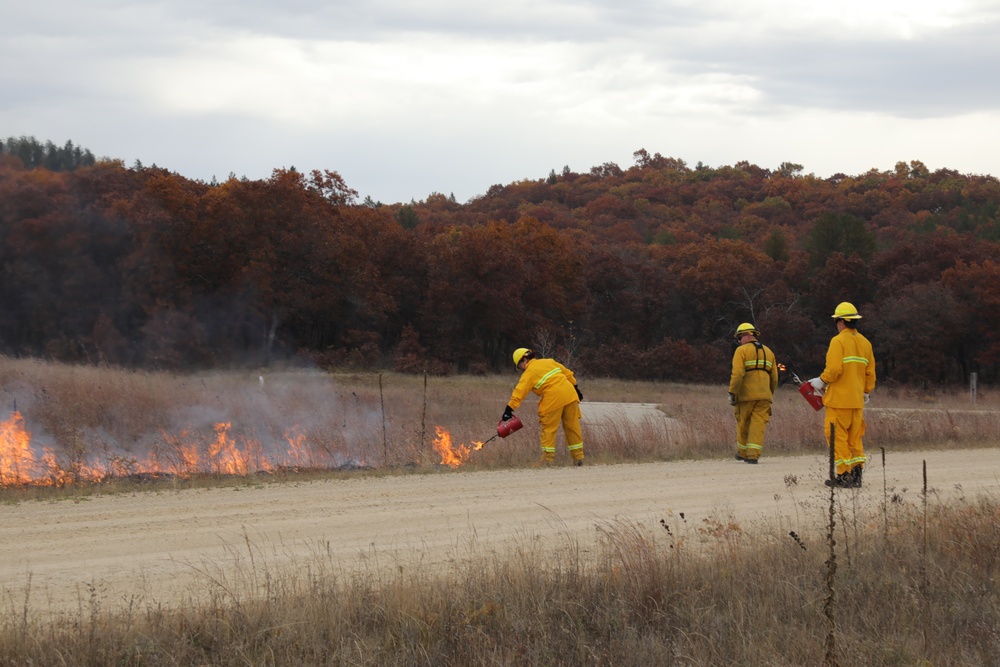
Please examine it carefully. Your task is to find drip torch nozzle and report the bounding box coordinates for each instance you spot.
[472,415,525,454]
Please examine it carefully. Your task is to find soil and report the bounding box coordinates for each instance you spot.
[3,403,997,618]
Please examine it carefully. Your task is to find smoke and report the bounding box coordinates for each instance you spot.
[0,366,398,484]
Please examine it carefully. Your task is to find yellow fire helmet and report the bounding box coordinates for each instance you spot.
[734,322,760,339]
[831,302,862,320]
[512,348,531,366]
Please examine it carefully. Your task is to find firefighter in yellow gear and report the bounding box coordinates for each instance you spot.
[728,323,779,463]
[808,302,876,488]
[503,348,584,465]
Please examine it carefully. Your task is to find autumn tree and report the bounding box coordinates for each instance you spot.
[805,212,875,269]
[0,165,133,362]
[869,282,970,383]
[667,239,781,341]
[4,145,1000,383]
[942,260,1000,373]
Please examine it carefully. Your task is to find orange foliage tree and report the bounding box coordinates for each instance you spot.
[3,146,1000,383]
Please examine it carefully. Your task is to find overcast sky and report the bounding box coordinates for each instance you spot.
[3,0,999,204]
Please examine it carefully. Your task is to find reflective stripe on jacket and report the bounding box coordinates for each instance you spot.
[821,329,876,408]
[508,358,578,414]
[729,340,778,402]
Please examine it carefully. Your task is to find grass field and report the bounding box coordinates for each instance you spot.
[2,356,997,493]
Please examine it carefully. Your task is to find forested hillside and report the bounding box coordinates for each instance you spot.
[2,143,998,384]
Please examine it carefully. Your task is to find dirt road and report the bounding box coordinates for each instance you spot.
[3,445,998,618]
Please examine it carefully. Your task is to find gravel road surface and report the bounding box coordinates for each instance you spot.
[3,441,996,617]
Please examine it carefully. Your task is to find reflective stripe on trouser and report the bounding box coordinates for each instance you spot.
[733,400,771,460]
[539,401,584,462]
[824,406,867,475]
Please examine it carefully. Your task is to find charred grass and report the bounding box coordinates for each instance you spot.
[1,495,999,665]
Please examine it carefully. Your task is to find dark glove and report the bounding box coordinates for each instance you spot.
[728,393,737,406]
[574,385,583,401]
[501,405,513,422]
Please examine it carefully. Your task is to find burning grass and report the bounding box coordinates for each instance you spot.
[1,355,998,497]
[1,494,998,665]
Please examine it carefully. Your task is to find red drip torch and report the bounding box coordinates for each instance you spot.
[476,415,525,448]
[789,371,824,411]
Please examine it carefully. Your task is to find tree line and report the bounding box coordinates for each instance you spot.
[1,145,998,385]
[1,135,97,173]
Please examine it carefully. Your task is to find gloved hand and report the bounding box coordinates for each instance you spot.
[808,377,826,393]
[864,393,870,404]
[575,385,583,401]
[728,393,737,406]
[501,405,513,422]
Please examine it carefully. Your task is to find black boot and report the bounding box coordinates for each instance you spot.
[825,468,863,488]
[825,472,853,488]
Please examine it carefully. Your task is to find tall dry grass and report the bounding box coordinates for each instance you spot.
[1,494,998,665]
[1,356,998,495]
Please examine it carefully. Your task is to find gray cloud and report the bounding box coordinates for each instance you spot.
[3,0,998,202]
[710,21,1000,117]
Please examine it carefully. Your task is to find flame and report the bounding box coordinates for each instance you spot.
[1,411,34,485]
[282,426,312,470]
[158,430,201,476]
[433,426,476,468]
[0,411,342,487]
[205,422,247,475]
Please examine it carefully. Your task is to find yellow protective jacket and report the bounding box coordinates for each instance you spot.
[729,339,778,401]
[820,328,876,408]
[508,358,579,414]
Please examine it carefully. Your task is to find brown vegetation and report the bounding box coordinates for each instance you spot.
[2,150,1000,383]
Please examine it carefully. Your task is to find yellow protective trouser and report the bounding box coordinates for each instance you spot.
[539,401,584,462]
[734,400,771,460]
[824,406,867,475]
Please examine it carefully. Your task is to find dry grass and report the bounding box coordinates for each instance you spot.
[1,495,998,665]
[2,356,998,498]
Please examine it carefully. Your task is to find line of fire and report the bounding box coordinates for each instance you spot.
[1,409,485,487]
